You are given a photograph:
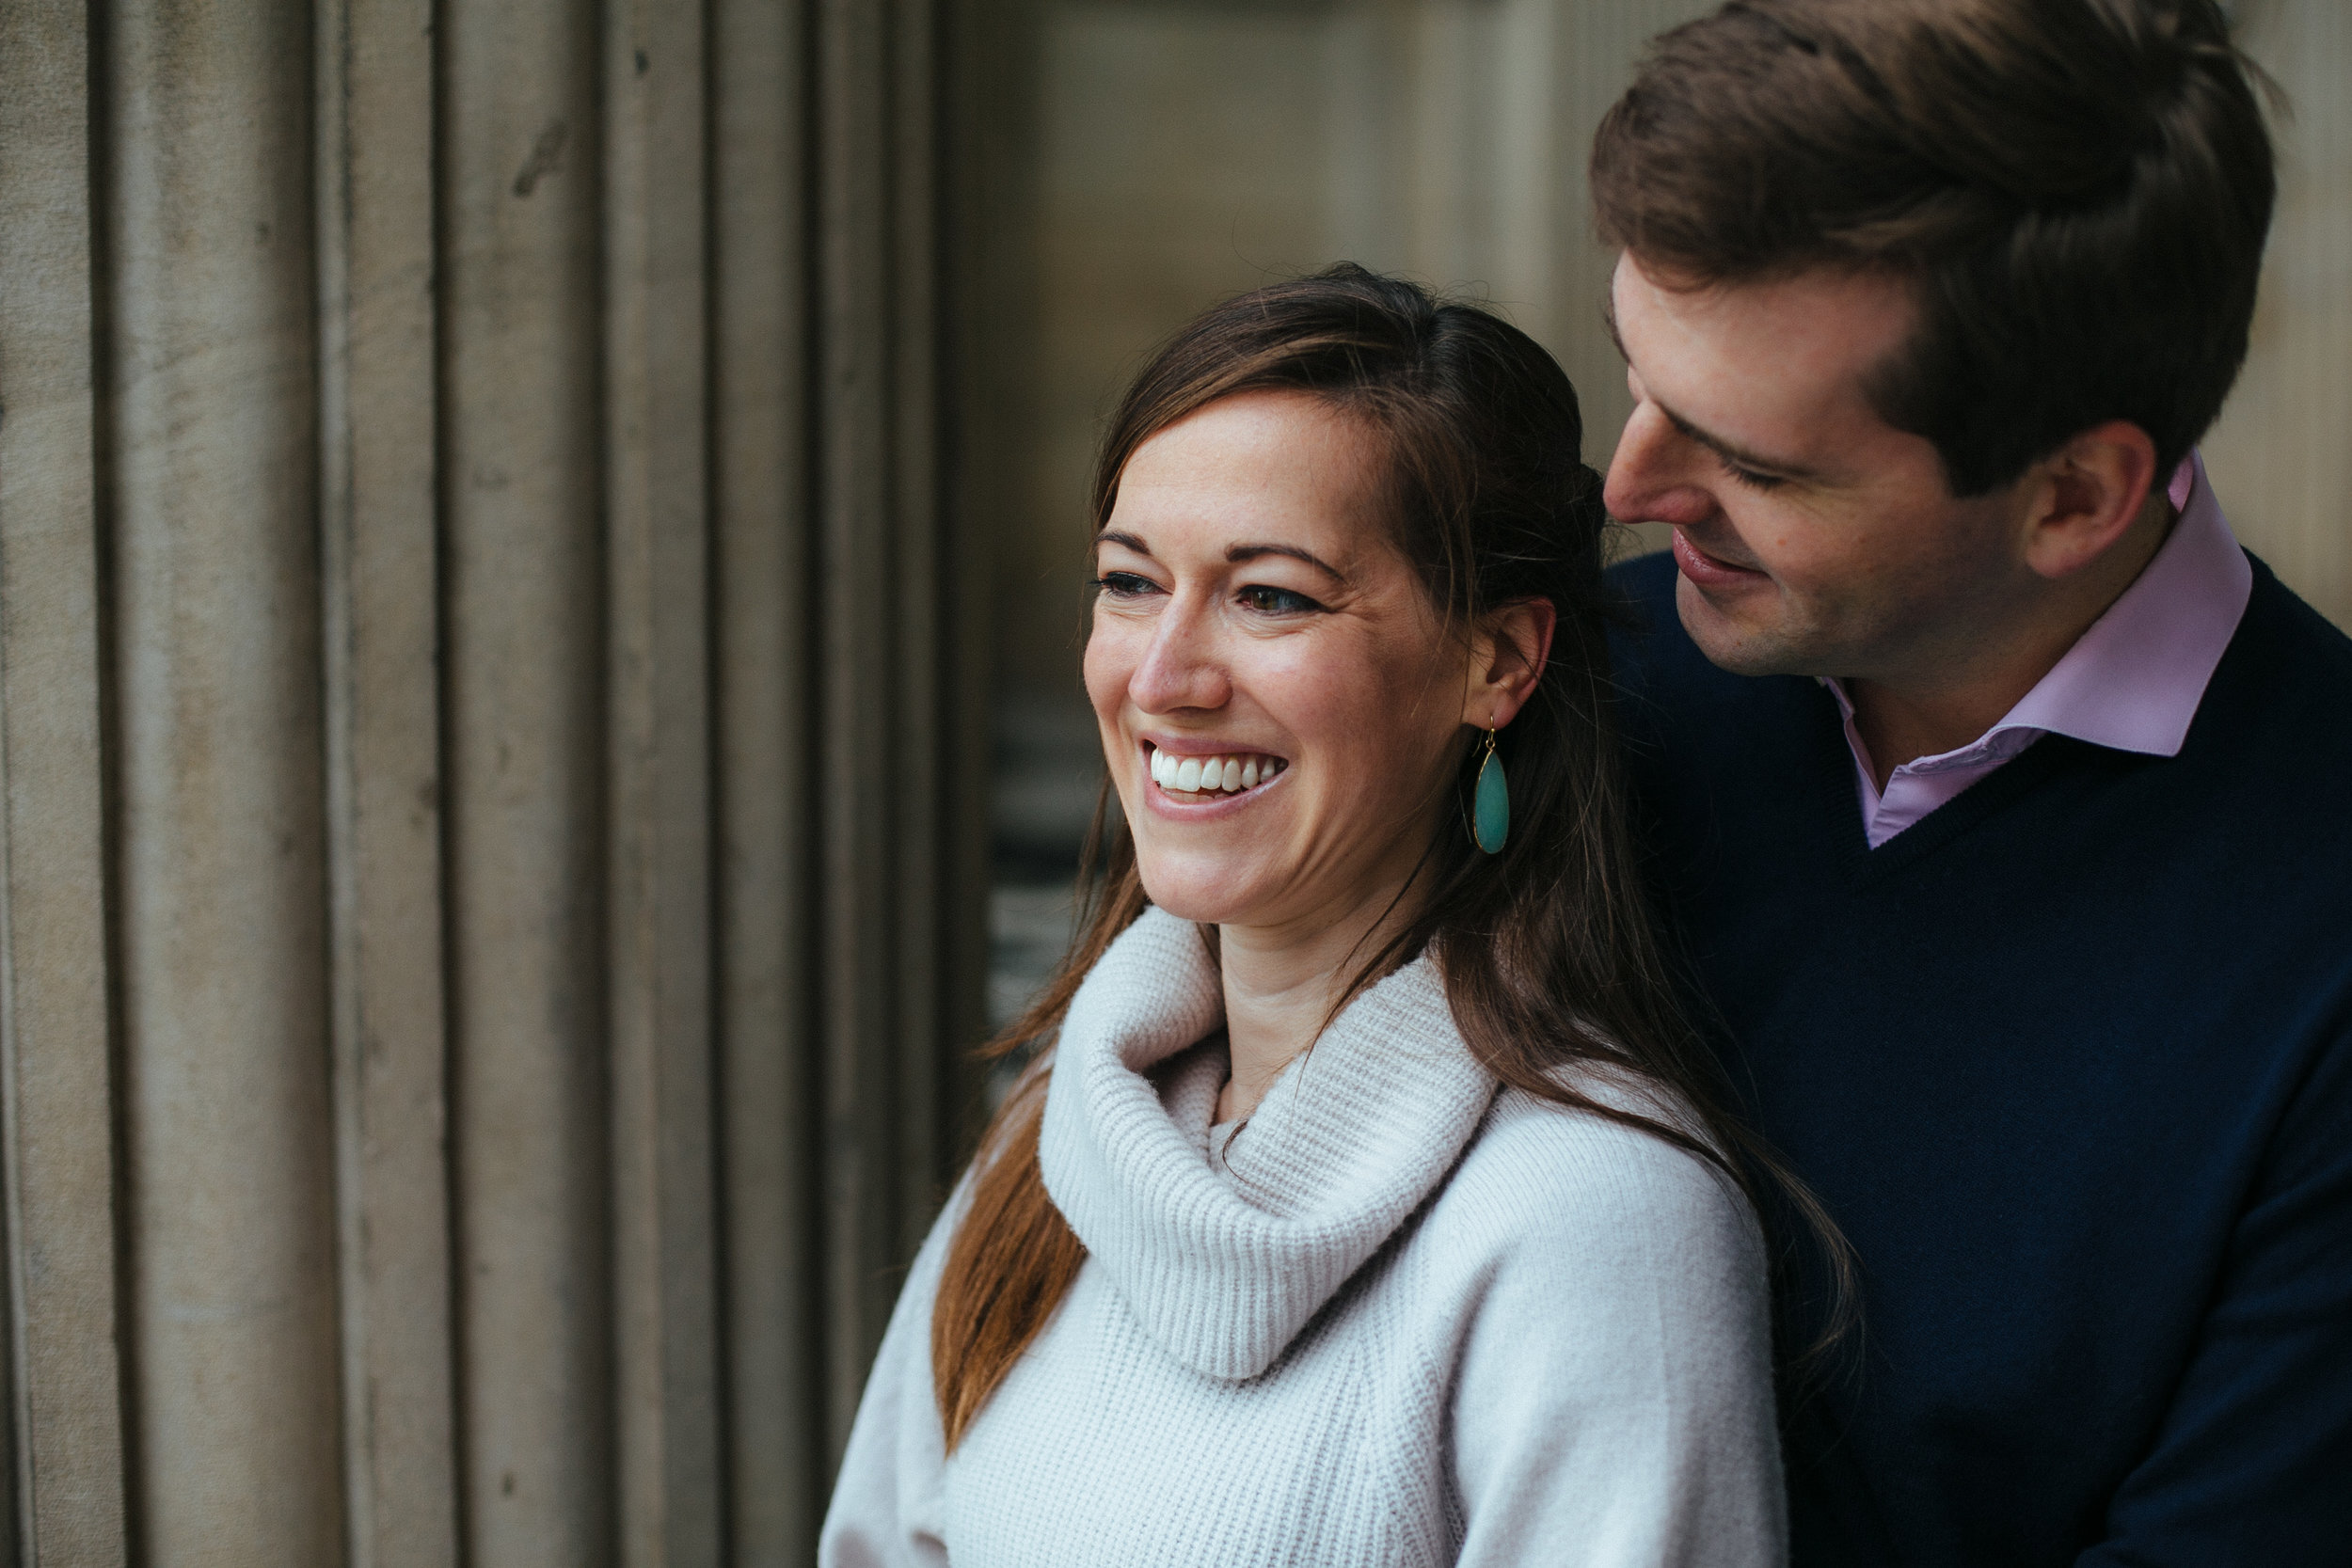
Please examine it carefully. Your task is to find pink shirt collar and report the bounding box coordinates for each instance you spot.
[1826,451,2251,847]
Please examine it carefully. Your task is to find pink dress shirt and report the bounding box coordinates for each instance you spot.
[1827,452,2252,847]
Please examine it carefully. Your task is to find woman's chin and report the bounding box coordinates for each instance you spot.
[1135,863,1276,928]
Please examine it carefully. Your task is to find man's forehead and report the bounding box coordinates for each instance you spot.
[1613,255,1912,374]
[1610,253,1916,454]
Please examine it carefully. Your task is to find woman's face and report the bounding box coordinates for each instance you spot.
[1085,390,1486,933]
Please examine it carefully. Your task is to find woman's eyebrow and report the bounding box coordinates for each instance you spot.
[1096,530,1152,557]
[1226,542,1348,583]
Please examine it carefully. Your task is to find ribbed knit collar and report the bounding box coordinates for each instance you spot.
[1038,906,1498,1381]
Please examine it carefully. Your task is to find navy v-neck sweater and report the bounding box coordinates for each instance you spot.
[1606,549,2352,1567]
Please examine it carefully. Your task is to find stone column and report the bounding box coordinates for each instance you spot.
[318,0,462,1561]
[0,3,132,1561]
[0,0,983,1560]
[107,0,344,1557]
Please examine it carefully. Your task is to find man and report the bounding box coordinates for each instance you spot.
[1590,2,2352,1563]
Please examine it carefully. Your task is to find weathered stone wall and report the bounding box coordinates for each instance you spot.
[0,2,984,1563]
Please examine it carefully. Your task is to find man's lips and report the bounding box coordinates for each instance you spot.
[1671,528,1769,588]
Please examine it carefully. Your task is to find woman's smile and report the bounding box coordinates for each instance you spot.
[1141,740,1290,811]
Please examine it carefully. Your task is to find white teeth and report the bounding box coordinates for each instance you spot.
[1152,750,1284,794]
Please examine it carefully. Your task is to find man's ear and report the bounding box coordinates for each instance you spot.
[2020,420,2163,581]
[1461,597,1558,730]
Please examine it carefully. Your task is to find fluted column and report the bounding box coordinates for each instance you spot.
[605,0,723,1560]
[0,3,131,1561]
[712,0,825,1550]
[0,0,983,1562]
[317,0,462,1561]
[107,0,343,1559]
[815,0,974,1463]
[442,0,612,1561]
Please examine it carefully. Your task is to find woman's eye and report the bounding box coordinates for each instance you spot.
[1090,572,1160,599]
[1238,584,1321,615]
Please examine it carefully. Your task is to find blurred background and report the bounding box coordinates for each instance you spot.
[0,1,2341,1565]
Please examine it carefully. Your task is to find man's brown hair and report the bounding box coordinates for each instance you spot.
[1592,0,2275,497]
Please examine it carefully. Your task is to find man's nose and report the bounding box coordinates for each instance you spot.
[1128,596,1230,714]
[1604,402,1715,529]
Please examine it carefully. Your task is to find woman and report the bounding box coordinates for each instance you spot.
[822,265,1802,1566]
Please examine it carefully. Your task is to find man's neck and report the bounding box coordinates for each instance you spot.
[1845,511,2174,784]
[1843,667,2058,787]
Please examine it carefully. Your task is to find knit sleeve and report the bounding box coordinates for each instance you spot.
[817,1188,961,1568]
[1448,1103,1787,1568]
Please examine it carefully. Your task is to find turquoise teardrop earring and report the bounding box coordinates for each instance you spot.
[1472,724,1509,854]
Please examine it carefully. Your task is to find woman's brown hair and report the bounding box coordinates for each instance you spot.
[932,263,1851,1449]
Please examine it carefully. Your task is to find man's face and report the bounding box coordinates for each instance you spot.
[1604,252,2032,683]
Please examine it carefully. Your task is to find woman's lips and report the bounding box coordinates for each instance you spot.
[1672,527,1769,588]
[1143,743,1287,804]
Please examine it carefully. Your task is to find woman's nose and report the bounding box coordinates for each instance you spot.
[1128,598,1230,715]
[1603,402,1715,529]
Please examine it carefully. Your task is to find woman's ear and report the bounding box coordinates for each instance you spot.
[1462,597,1557,729]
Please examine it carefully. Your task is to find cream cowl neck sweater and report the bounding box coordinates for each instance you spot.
[820,908,1784,1567]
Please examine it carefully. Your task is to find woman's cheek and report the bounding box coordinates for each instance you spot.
[1081,618,1137,715]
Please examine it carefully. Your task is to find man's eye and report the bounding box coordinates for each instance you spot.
[1718,454,1788,493]
[1238,585,1320,615]
[1089,572,1159,598]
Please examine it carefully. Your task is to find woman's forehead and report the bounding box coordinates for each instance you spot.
[1107,392,1390,560]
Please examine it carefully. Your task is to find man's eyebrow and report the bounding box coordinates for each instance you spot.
[1604,294,1822,482]
[1657,404,1821,482]
[1599,291,1816,479]
[1226,542,1348,582]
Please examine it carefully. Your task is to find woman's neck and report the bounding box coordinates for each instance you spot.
[1214,873,1427,1123]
